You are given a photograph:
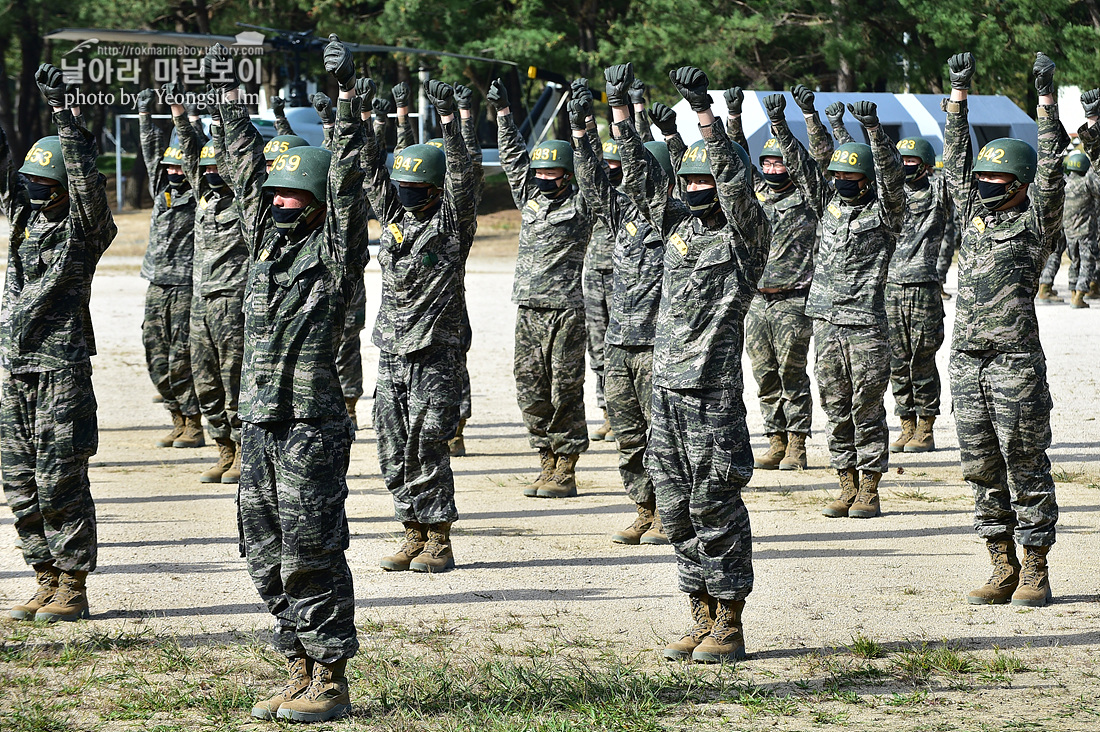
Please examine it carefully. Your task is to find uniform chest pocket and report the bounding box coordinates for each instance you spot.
[547,206,578,227]
[987,220,1036,271]
[688,240,734,300]
[214,207,238,228]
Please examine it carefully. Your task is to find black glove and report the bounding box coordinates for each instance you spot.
[649,102,677,136]
[762,93,786,124]
[272,95,285,116]
[136,88,156,114]
[454,84,474,110]
[669,66,711,112]
[605,63,634,108]
[848,100,879,128]
[571,78,593,105]
[205,86,221,122]
[202,43,238,91]
[1082,88,1100,118]
[791,84,816,115]
[355,77,377,106]
[723,87,744,115]
[568,98,591,131]
[324,34,355,91]
[392,81,411,108]
[162,81,186,108]
[948,52,975,91]
[185,100,204,118]
[372,96,394,117]
[825,101,845,127]
[36,64,67,109]
[628,79,646,105]
[486,78,509,110]
[426,79,455,116]
[311,92,334,125]
[1033,52,1056,97]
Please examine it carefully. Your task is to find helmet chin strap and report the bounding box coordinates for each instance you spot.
[274,200,322,233]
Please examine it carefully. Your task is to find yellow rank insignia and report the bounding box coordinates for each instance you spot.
[827,203,841,219]
[625,221,638,236]
[756,191,766,202]
[670,232,688,256]
[258,248,270,262]
[972,216,986,234]
[388,223,404,244]
[526,199,540,213]
[199,195,210,210]
[165,191,172,208]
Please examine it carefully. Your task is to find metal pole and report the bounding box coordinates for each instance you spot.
[115,114,123,213]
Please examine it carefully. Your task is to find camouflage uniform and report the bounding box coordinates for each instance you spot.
[779,109,904,474]
[943,97,1065,547]
[138,111,199,416]
[1,109,116,573]
[643,118,770,600]
[216,96,367,663]
[936,173,961,283]
[1038,232,1066,287]
[574,120,664,504]
[497,113,594,455]
[1062,168,1099,292]
[175,114,247,445]
[1080,127,1100,287]
[364,116,476,524]
[583,222,613,410]
[729,115,815,438]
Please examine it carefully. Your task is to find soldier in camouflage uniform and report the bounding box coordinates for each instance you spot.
[640,66,769,664]
[944,51,1064,609]
[571,74,668,546]
[137,89,203,449]
[1078,89,1100,302]
[1061,151,1098,308]
[2,65,116,621]
[206,38,365,722]
[766,89,905,520]
[826,110,950,453]
[726,87,816,472]
[935,160,961,299]
[362,79,476,574]
[488,78,595,498]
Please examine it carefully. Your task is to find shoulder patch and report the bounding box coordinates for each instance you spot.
[670,232,688,256]
[526,199,540,213]
[756,191,767,202]
[827,203,842,219]
[625,221,638,237]
[199,195,210,209]
[165,191,172,209]
[388,223,404,244]
[971,216,986,234]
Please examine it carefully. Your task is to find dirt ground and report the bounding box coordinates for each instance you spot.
[1,209,1099,730]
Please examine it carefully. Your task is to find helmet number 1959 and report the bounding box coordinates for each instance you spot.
[272,154,301,172]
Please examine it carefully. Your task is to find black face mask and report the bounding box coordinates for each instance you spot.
[761,171,790,189]
[26,180,60,210]
[396,184,438,212]
[833,178,864,201]
[534,176,565,195]
[607,167,624,187]
[271,203,306,229]
[205,172,227,189]
[166,172,186,188]
[684,188,718,217]
[976,179,1020,211]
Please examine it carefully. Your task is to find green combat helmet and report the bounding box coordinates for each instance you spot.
[426,138,445,150]
[199,141,218,167]
[161,131,184,166]
[263,134,309,162]
[19,136,67,188]
[827,142,875,179]
[973,138,1036,184]
[896,137,935,167]
[602,139,622,162]
[644,140,673,178]
[530,140,573,173]
[391,143,446,188]
[1064,150,1090,174]
[262,146,333,201]
[759,137,783,163]
[677,138,750,179]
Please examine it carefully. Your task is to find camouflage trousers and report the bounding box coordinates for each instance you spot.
[604,344,654,505]
[514,306,589,455]
[646,386,754,601]
[949,350,1057,547]
[191,295,244,444]
[143,283,199,415]
[375,345,460,524]
[745,293,813,436]
[457,350,472,421]
[1066,237,1096,292]
[813,319,890,474]
[1,366,98,572]
[582,267,613,409]
[1039,234,1066,286]
[239,417,358,663]
[885,282,945,417]
[336,275,366,401]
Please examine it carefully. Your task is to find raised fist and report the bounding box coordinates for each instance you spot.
[137,88,156,114]
[605,63,635,108]
[791,84,815,114]
[392,81,411,108]
[36,64,67,109]
[161,81,186,107]
[454,84,474,110]
[272,95,285,116]
[311,92,334,125]
[355,77,377,105]
[761,93,786,124]
[202,43,238,91]
[568,98,591,131]
[723,87,744,116]
[824,101,845,127]
[628,79,647,105]
[669,66,711,112]
[649,102,677,136]
[1081,88,1100,119]
[571,78,593,105]
[1033,52,1056,97]
[323,34,355,91]
[486,78,509,111]
[426,79,455,116]
[372,97,394,117]
[948,52,975,91]
[847,100,879,128]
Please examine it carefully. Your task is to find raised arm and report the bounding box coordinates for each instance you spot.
[1032,52,1067,263]
[322,36,369,268]
[943,51,977,216]
[0,119,21,221]
[167,83,204,194]
[272,96,295,135]
[649,101,685,200]
[359,104,405,227]
[137,88,166,198]
[393,82,418,152]
[570,96,616,230]
[763,93,826,218]
[849,101,905,232]
[488,78,533,209]
[426,80,477,248]
[724,87,767,192]
[1078,89,1100,167]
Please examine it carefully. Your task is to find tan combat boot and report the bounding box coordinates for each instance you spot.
[525,448,556,497]
[221,444,241,484]
[537,453,579,498]
[779,432,807,470]
[967,539,1021,605]
[448,418,467,457]
[1087,281,1100,300]
[905,416,936,453]
[345,397,358,430]
[692,599,747,663]
[277,659,351,722]
[641,509,670,545]
[9,563,60,620]
[410,523,455,573]
[940,284,952,301]
[251,656,314,719]
[201,439,236,483]
[663,591,716,660]
[36,570,89,622]
[173,413,205,448]
[590,408,613,441]
[850,471,882,519]
[1037,283,1062,303]
[1011,545,1052,607]
[822,468,859,518]
[890,416,917,453]
[611,502,655,545]
[1070,290,1090,309]
[156,409,186,447]
[380,522,427,571]
[753,433,787,470]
